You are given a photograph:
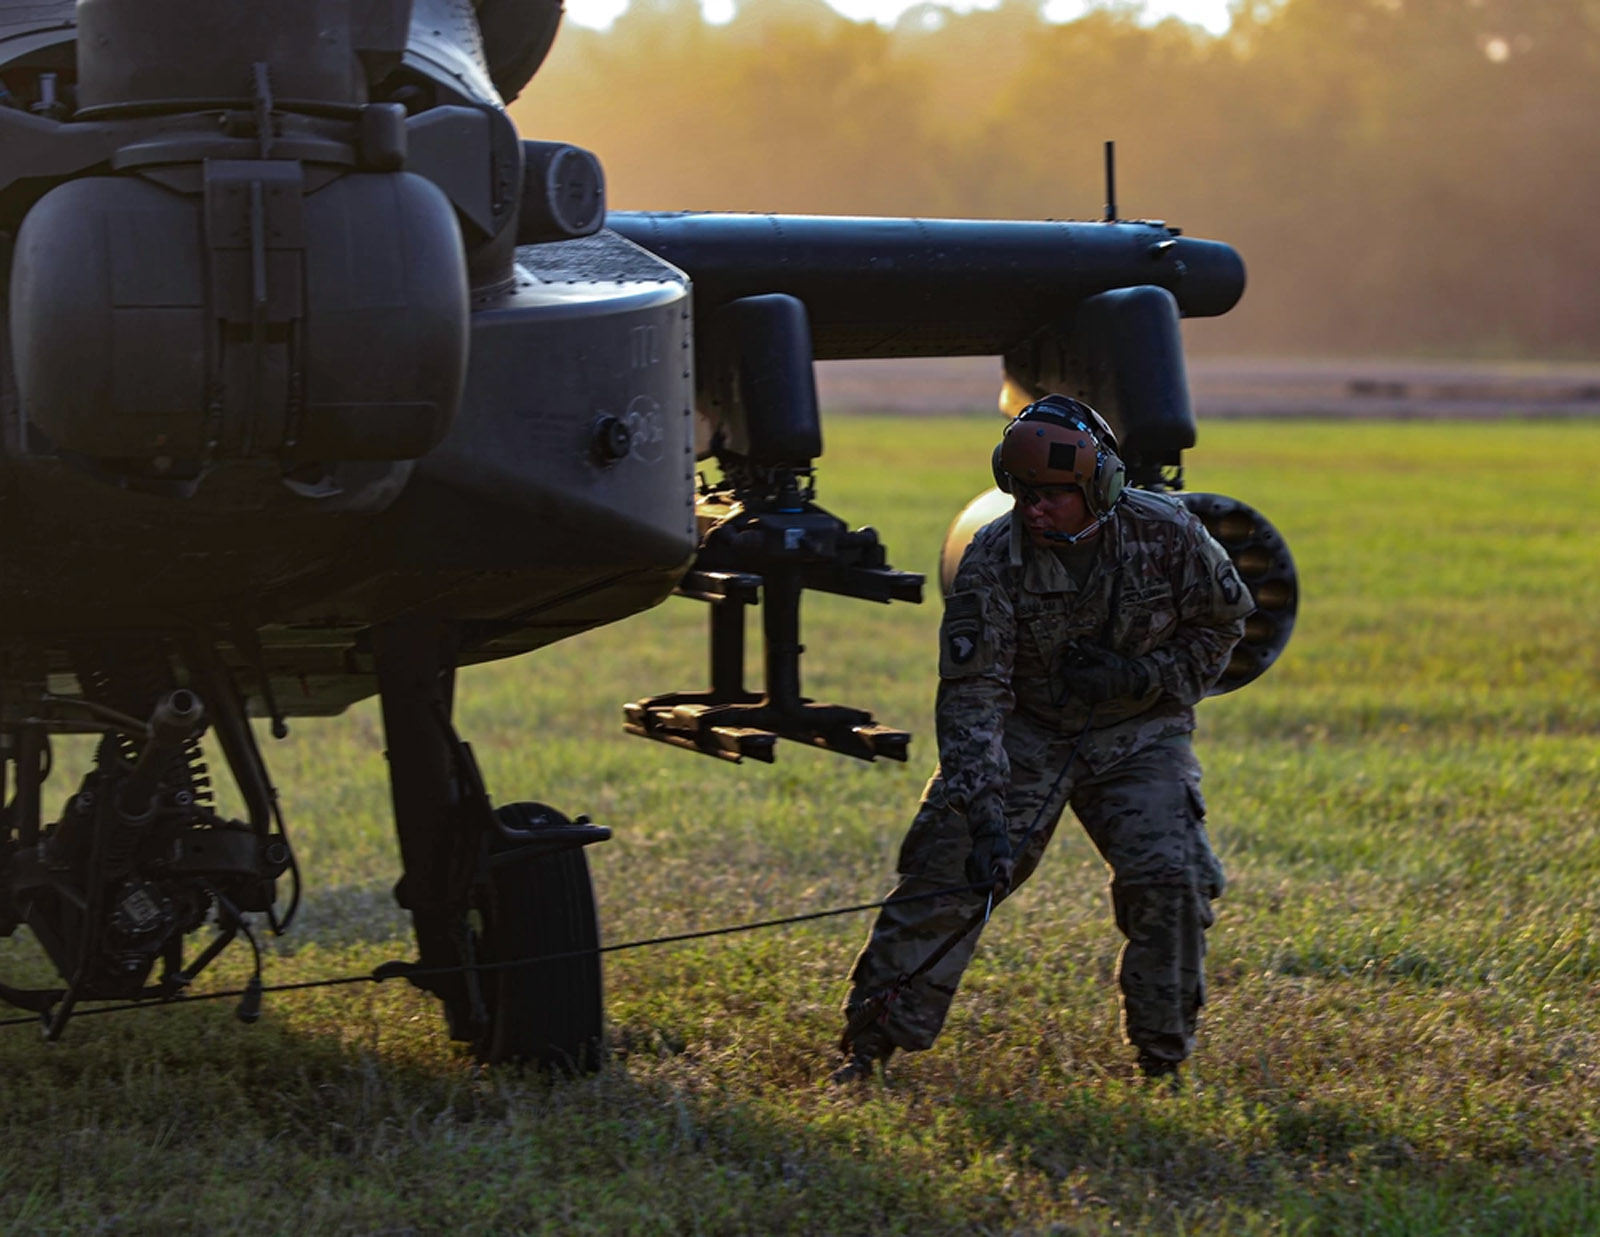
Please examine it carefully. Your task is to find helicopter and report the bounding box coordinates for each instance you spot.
[0,0,1296,1067]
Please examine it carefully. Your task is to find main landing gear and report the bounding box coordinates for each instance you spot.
[0,622,608,1069]
[374,619,609,1069]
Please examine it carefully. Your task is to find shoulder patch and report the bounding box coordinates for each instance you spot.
[1216,562,1246,609]
[939,589,993,677]
[946,592,982,621]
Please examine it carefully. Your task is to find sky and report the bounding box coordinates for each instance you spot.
[563,0,1234,35]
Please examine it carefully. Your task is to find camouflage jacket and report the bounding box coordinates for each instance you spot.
[937,488,1253,827]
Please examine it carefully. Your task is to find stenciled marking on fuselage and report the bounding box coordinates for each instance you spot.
[624,394,666,465]
[630,323,660,370]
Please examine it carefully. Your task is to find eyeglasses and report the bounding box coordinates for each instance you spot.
[1013,482,1080,507]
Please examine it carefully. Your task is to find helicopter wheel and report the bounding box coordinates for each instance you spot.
[464,802,605,1070]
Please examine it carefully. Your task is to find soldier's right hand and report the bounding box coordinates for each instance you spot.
[965,828,1015,896]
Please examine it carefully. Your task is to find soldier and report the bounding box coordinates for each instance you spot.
[834,395,1252,1085]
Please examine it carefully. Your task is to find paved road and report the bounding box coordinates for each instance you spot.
[814,356,1600,418]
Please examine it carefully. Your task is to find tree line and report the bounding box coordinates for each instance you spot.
[511,0,1596,358]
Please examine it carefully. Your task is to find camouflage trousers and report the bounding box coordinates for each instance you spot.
[842,721,1225,1065]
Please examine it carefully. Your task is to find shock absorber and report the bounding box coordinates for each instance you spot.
[71,639,210,807]
[117,690,206,819]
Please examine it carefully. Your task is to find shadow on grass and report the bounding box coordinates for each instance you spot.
[2,988,1595,1235]
[0,994,1019,1232]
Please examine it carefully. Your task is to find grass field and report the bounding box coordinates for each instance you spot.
[1,418,1597,1233]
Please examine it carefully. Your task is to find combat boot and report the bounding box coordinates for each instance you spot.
[829,1027,895,1086]
[1137,1050,1182,1091]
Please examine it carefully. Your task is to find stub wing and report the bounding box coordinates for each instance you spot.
[609,210,1245,476]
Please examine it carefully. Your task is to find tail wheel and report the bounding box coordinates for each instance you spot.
[469,802,605,1070]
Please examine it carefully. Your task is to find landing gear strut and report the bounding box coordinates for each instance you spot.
[373,619,609,1068]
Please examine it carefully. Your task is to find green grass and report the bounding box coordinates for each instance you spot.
[2,418,1597,1233]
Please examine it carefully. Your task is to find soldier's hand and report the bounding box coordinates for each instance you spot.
[966,828,1015,896]
[1067,646,1151,704]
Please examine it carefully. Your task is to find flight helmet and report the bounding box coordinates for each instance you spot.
[992,395,1126,518]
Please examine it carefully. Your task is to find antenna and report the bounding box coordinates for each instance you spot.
[1103,139,1117,222]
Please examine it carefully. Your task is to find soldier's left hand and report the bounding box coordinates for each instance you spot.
[965,828,1015,896]
[1068,646,1151,704]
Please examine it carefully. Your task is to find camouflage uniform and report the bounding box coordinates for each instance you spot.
[842,488,1252,1067]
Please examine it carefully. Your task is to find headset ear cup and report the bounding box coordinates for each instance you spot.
[1100,453,1126,513]
[991,442,1011,493]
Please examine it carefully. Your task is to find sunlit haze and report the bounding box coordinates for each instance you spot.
[518,0,1578,356]
[563,0,1233,34]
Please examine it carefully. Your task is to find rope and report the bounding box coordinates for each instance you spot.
[839,713,1097,1053]
[0,881,985,1033]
